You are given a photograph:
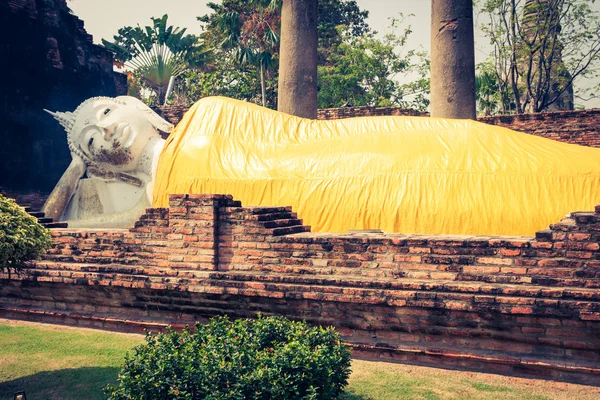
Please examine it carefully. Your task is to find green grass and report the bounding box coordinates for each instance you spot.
[342,360,595,400]
[1,319,600,400]
[0,321,142,400]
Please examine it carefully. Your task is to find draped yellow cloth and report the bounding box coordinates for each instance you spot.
[153,96,600,236]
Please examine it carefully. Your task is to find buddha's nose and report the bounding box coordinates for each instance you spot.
[101,123,118,140]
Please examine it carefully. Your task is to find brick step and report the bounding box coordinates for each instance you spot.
[36,217,53,224]
[236,261,600,288]
[253,212,298,222]
[43,222,68,229]
[201,278,600,317]
[6,268,600,317]
[262,218,304,228]
[570,212,600,224]
[4,268,212,288]
[34,261,150,275]
[29,211,45,218]
[209,270,600,302]
[272,225,311,236]
[0,306,182,333]
[32,261,212,279]
[219,211,299,223]
[223,206,292,215]
[20,260,599,300]
[8,267,599,317]
[40,255,146,265]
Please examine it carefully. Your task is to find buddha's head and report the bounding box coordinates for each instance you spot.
[46,96,173,172]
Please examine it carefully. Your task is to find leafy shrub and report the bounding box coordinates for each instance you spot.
[0,195,51,275]
[107,315,352,400]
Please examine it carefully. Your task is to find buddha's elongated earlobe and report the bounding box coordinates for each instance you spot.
[116,96,174,133]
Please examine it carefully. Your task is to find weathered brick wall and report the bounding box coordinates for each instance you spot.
[317,106,429,119]
[2,194,600,384]
[0,0,127,194]
[479,109,600,148]
[0,188,49,211]
[154,105,191,127]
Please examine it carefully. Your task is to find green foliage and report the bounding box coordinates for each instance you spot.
[102,14,211,105]
[318,16,430,110]
[316,0,371,64]
[173,56,278,107]
[0,195,51,275]
[106,315,352,400]
[198,0,281,107]
[190,1,429,110]
[475,61,507,116]
[192,0,377,108]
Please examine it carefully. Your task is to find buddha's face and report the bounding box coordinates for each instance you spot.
[70,98,161,172]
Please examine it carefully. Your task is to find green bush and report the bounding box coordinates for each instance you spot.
[0,194,51,275]
[107,315,352,400]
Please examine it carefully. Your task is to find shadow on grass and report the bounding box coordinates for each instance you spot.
[1,368,370,400]
[340,390,373,400]
[0,367,119,400]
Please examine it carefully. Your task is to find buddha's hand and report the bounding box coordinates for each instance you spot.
[70,152,87,179]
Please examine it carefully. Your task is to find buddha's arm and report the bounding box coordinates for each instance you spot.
[42,157,86,221]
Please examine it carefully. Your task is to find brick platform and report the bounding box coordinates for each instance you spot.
[2,194,600,384]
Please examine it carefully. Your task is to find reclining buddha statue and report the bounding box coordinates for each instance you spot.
[44,95,600,236]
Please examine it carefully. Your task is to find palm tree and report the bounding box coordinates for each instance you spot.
[103,15,211,104]
[211,0,281,107]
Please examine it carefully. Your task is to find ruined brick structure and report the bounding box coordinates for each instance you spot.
[0,0,126,194]
[2,194,600,384]
[479,109,600,148]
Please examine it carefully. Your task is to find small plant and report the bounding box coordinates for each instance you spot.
[106,315,352,400]
[0,195,51,276]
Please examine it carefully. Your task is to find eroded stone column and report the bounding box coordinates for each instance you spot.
[278,0,318,119]
[430,0,476,119]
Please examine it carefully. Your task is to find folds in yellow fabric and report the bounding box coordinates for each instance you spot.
[153,96,600,236]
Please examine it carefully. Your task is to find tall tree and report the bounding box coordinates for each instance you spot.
[102,15,211,105]
[316,0,370,64]
[475,62,504,115]
[278,0,318,118]
[318,16,430,110]
[430,0,477,119]
[196,0,372,108]
[479,0,600,113]
[199,0,280,107]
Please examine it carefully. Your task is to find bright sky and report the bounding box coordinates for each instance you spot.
[69,0,599,109]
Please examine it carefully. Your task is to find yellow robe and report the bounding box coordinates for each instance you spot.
[153,96,600,236]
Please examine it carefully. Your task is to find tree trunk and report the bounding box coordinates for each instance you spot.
[157,88,166,106]
[278,0,318,119]
[260,63,267,107]
[430,0,476,119]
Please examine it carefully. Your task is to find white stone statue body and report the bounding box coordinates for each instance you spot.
[43,96,171,228]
